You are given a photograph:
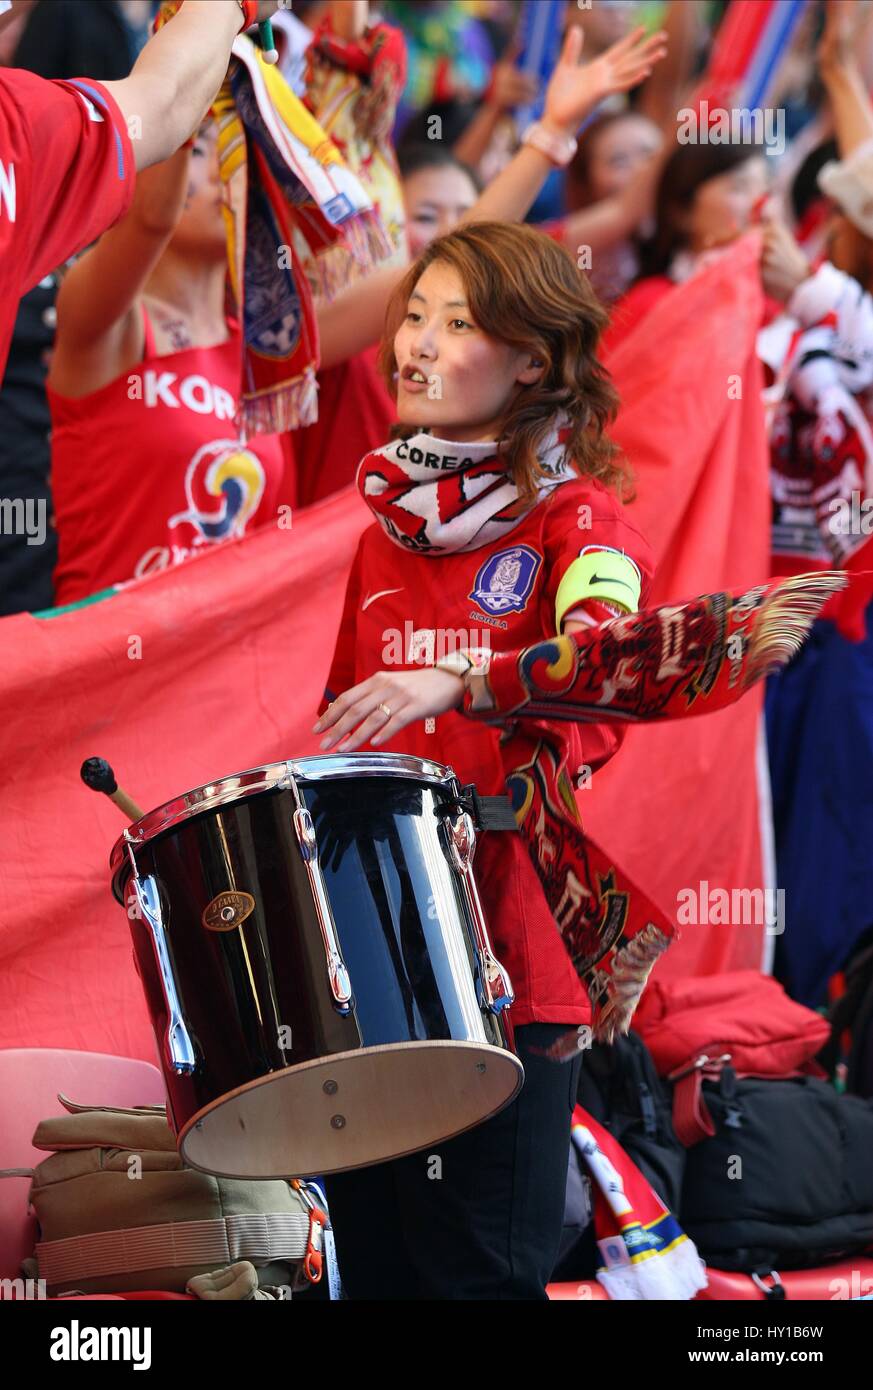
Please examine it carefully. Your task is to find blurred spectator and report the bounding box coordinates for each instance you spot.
[606,141,770,350]
[0,0,154,616]
[399,143,482,257]
[272,0,326,96]
[543,108,663,301]
[47,124,288,604]
[385,0,495,136]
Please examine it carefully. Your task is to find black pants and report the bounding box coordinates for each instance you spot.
[323,1023,582,1300]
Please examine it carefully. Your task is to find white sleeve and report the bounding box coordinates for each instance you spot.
[788,262,873,396]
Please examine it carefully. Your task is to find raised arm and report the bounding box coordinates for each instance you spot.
[452,46,538,172]
[313,575,846,753]
[317,263,408,370]
[550,151,663,261]
[49,144,193,395]
[103,1,272,170]
[459,25,667,229]
[818,0,873,158]
[328,0,368,42]
[636,0,705,134]
[0,0,35,36]
[316,25,667,367]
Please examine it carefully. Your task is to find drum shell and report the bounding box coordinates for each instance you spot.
[119,777,511,1144]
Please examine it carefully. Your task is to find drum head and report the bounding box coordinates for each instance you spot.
[178,1040,524,1179]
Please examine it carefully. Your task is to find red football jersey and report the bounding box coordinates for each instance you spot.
[0,72,134,377]
[324,477,655,1027]
[50,310,288,604]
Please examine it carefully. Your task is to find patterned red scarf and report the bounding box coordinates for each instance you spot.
[358,427,847,1038]
[463,572,846,1040]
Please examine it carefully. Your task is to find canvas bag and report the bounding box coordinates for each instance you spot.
[2,1096,314,1296]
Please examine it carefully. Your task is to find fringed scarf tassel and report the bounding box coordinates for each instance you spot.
[481,572,851,1038]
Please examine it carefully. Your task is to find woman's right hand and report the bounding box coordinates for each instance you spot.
[818,0,858,79]
[760,217,811,305]
[486,42,540,114]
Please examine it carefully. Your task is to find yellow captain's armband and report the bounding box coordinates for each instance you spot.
[555,548,642,630]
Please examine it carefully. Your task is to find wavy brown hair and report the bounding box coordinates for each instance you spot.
[377,221,630,502]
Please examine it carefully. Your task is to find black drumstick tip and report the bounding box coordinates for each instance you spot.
[80,757,118,795]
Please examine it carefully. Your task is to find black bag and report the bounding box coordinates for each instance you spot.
[554,1032,685,1280]
[680,1067,873,1272]
[579,1031,686,1211]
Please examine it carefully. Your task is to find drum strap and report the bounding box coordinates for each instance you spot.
[443,785,518,833]
[36,1213,311,1286]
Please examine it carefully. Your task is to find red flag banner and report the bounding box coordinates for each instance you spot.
[584,235,774,979]
[0,488,371,1061]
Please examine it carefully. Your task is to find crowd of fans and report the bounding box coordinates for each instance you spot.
[1,0,873,1009]
[2,0,873,1305]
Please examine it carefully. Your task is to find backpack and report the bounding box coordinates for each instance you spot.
[554,1032,685,1281]
[632,970,830,1145]
[577,1032,686,1211]
[679,1068,873,1272]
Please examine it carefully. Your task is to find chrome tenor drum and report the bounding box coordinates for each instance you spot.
[110,754,523,1180]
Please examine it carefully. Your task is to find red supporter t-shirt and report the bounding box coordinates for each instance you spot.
[0,71,134,376]
[50,310,289,604]
[324,477,654,1027]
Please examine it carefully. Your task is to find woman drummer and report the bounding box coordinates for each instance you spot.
[312,218,654,1300]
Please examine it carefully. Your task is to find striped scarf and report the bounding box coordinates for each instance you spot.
[152,4,393,437]
[357,421,576,554]
[216,36,394,437]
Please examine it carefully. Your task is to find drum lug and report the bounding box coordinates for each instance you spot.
[446,812,514,1015]
[128,854,197,1075]
[292,808,353,1014]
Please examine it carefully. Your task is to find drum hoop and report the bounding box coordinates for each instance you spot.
[109,752,457,877]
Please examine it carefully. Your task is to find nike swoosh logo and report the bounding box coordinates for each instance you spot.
[589,574,635,592]
[362,587,405,610]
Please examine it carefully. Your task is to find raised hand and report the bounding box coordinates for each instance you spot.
[818,0,858,74]
[760,216,811,304]
[489,58,540,113]
[541,23,668,138]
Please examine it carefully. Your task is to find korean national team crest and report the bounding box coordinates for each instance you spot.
[469,545,542,617]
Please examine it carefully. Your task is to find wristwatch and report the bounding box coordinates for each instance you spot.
[435,649,475,680]
[521,121,579,168]
[435,648,495,713]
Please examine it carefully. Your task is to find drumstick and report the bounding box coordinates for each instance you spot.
[80,757,145,823]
